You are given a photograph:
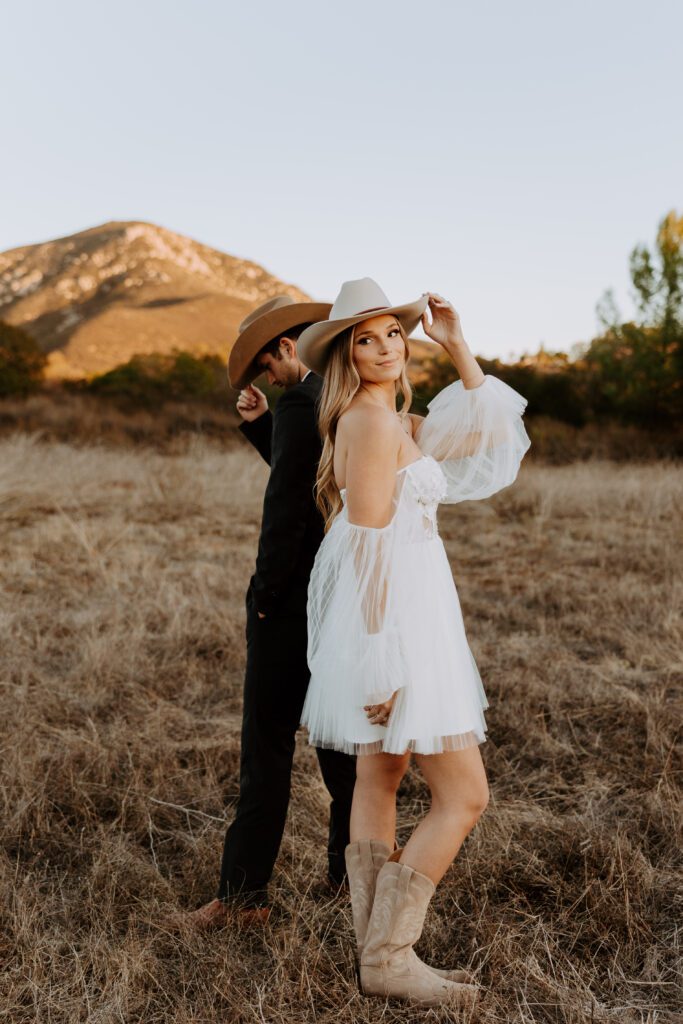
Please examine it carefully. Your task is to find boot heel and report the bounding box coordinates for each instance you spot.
[359,963,388,997]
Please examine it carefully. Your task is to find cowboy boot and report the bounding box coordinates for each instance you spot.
[359,860,479,1008]
[344,841,472,984]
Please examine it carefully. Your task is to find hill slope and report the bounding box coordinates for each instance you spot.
[0,222,310,378]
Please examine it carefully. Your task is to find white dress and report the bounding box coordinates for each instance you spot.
[300,374,531,756]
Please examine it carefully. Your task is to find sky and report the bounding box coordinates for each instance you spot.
[2,0,681,361]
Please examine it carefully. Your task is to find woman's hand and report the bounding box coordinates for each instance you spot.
[364,692,396,727]
[421,292,465,349]
[421,293,484,388]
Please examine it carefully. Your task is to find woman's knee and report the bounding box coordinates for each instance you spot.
[468,779,490,821]
[433,777,489,826]
[460,779,490,824]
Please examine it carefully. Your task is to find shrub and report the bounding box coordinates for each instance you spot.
[0,322,47,397]
[414,353,590,427]
[86,351,227,406]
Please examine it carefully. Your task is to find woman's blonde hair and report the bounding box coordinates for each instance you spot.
[315,320,413,529]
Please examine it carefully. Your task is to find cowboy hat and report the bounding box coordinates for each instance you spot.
[228,295,333,389]
[297,278,429,376]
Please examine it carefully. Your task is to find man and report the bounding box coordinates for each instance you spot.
[189,296,357,927]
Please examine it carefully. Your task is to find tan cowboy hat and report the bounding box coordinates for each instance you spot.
[228,295,333,388]
[297,278,429,376]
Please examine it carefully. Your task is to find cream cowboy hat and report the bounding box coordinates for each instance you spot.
[228,295,333,389]
[297,278,429,376]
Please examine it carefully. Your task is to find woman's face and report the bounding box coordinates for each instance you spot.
[351,314,406,383]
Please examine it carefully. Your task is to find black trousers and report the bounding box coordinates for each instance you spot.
[217,586,356,906]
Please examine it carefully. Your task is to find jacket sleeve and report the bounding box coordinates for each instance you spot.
[250,390,320,615]
[239,410,272,465]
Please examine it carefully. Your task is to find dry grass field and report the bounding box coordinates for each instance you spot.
[1,430,681,1023]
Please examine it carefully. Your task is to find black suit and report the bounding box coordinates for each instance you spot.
[217,372,356,906]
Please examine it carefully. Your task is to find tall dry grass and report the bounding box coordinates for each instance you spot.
[0,433,681,1023]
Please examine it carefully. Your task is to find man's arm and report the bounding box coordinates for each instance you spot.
[236,384,272,464]
[250,389,321,615]
[239,412,272,465]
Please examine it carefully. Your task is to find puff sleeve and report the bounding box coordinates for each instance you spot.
[415,374,531,503]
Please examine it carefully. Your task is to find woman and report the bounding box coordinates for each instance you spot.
[298,278,531,1008]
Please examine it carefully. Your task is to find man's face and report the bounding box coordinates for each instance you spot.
[256,338,300,388]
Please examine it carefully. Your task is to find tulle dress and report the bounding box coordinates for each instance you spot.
[300,374,531,756]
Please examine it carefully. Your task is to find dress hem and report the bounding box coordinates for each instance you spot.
[303,727,486,757]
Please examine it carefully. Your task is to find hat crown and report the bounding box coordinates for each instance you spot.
[239,295,294,333]
[329,278,393,323]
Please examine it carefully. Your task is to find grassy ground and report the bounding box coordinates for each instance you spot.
[0,432,681,1023]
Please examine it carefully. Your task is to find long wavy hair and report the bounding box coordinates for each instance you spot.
[315,321,413,529]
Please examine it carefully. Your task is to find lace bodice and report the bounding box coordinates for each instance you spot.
[398,455,449,539]
[340,455,448,542]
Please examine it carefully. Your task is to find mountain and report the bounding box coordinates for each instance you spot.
[0,222,310,378]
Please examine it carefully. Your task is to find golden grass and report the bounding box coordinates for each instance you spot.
[1,434,681,1022]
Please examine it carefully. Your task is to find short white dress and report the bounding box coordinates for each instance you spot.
[300,374,531,756]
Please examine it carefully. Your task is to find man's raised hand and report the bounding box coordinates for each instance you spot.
[237,384,268,422]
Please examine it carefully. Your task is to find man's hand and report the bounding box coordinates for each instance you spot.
[257,612,266,619]
[237,384,268,422]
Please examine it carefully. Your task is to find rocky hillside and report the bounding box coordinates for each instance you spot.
[0,222,310,378]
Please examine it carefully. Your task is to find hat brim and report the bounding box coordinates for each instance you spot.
[297,295,429,377]
[228,301,333,388]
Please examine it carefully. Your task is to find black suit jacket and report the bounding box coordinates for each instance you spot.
[239,372,325,616]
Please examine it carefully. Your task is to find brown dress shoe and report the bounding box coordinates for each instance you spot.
[171,898,271,932]
[236,905,271,927]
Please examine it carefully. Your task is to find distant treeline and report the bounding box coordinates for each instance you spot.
[1,210,681,432]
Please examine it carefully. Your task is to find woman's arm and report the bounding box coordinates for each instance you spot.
[342,406,402,528]
[340,407,403,725]
[421,292,485,390]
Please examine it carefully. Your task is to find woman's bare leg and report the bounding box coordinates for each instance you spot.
[399,746,489,884]
[350,750,411,848]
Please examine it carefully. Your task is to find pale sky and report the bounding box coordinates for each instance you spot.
[2,0,681,361]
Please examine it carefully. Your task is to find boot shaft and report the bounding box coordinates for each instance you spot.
[359,860,479,1008]
[361,860,435,966]
[344,839,391,954]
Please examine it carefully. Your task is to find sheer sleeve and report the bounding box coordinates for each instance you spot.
[414,374,531,503]
[306,482,410,708]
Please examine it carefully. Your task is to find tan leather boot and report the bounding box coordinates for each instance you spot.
[344,841,472,984]
[360,861,479,1008]
[345,840,389,955]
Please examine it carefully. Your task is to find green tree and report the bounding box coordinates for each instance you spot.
[588,210,683,422]
[0,322,47,397]
[630,211,683,343]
